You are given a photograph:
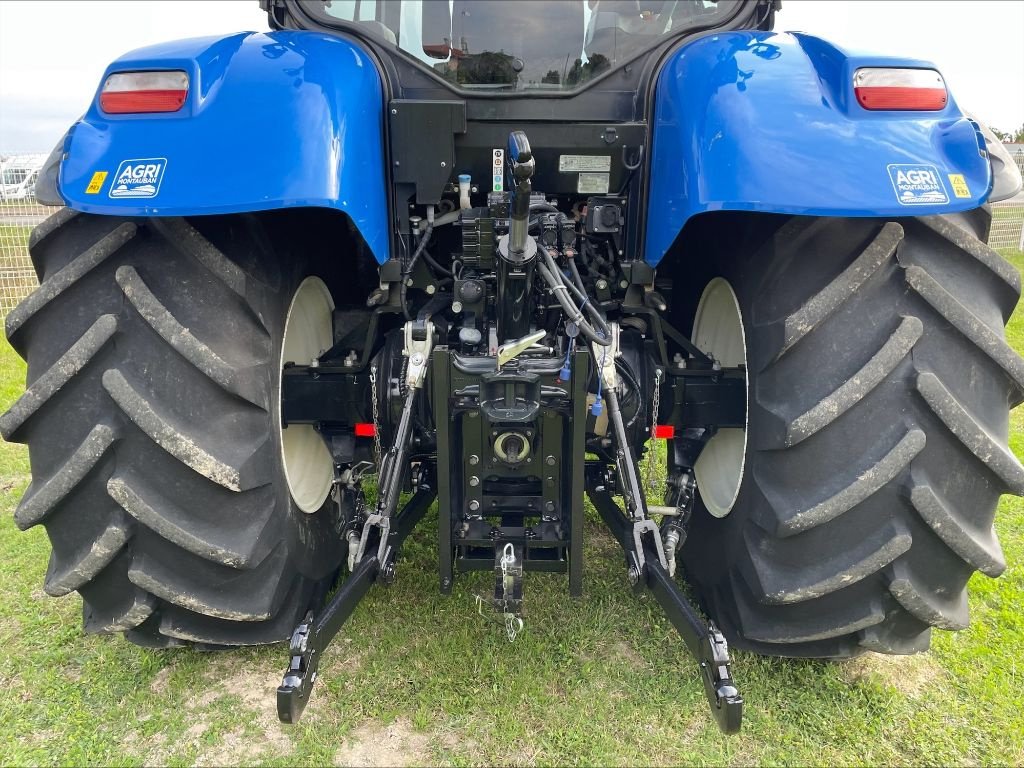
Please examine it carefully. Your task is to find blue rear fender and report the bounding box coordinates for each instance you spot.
[644,31,992,265]
[59,30,390,263]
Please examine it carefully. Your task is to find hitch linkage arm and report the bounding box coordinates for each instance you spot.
[276,480,436,724]
[587,324,743,734]
[277,321,435,724]
[587,479,743,734]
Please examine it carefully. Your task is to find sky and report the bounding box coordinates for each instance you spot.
[0,0,1022,154]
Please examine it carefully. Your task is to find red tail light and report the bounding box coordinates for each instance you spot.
[354,423,377,438]
[653,424,675,439]
[854,68,947,111]
[100,71,189,114]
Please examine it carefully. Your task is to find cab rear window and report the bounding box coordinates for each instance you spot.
[306,0,739,91]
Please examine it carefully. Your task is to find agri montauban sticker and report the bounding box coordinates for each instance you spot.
[887,164,949,206]
[109,158,167,199]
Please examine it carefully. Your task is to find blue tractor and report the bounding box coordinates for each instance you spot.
[3,0,1022,733]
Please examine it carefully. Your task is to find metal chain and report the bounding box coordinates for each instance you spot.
[645,369,662,494]
[369,366,382,473]
[500,544,522,641]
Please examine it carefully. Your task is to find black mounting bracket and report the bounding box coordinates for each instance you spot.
[389,99,467,206]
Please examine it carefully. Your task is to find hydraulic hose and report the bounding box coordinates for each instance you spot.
[537,243,611,346]
[401,211,435,321]
[422,249,453,277]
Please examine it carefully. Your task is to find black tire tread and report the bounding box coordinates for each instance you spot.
[44,512,132,597]
[115,265,269,408]
[682,209,1021,657]
[13,423,119,530]
[783,316,923,446]
[0,314,118,440]
[5,222,136,345]
[914,369,1024,493]
[906,265,1024,403]
[764,220,902,365]
[3,213,336,648]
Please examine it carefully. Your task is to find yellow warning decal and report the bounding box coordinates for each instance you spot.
[85,171,108,194]
[948,173,971,199]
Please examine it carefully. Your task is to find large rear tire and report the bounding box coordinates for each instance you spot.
[679,210,1023,657]
[1,211,348,647]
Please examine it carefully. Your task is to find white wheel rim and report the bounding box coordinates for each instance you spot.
[280,277,335,513]
[691,278,748,518]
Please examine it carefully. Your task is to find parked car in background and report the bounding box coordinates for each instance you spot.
[0,156,45,201]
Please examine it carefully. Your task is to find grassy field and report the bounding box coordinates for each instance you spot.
[1,252,1023,767]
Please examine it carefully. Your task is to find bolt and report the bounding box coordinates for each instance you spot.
[411,353,424,365]
[394,160,400,166]
[405,278,414,287]
[620,280,628,289]
[469,454,479,465]
[426,284,436,295]
[469,475,480,487]
[442,577,452,589]
[452,301,463,313]
[545,501,555,512]
[596,279,608,290]
[391,108,398,115]
[545,455,556,466]
[468,500,480,512]
[441,161,447,168]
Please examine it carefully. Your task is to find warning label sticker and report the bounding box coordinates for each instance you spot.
[85,171,108,195]
[560,155,612,173]
[109,158,167,199]
[887,164,948,206]
[948,173,971,198]
[492,148,504,192]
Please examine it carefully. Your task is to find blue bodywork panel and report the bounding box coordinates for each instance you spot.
[644,31,991,265]
[59,31,390,263]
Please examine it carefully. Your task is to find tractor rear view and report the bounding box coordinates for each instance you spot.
[3,0,1022,733]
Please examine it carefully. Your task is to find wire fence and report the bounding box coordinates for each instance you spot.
[1,153,1023,318]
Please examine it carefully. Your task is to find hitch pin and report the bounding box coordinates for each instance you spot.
[473,595,524,643]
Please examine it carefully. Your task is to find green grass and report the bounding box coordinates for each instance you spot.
[1,256,1024,766]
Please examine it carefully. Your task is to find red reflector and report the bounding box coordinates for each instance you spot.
[100,89,188,114]
[354,423,376,438]
[854,86,947,111]
[100,70,189,114]
[853,67,947,111]
[653,424,675,439]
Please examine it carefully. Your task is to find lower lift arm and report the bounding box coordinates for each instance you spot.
[588,326,743,734]
[277,321,436,724]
